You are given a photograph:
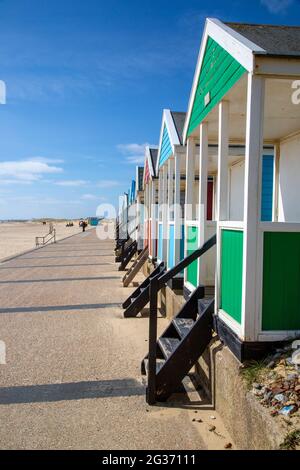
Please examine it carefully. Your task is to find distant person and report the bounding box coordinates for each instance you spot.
[82,221,87,232]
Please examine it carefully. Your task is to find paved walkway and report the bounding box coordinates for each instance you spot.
[0,230,232,450]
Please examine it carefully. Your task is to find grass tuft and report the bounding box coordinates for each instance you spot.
[240,360,271,390]
[280,430,300,450]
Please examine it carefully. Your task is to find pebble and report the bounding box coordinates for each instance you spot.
[224,443,232,449]
[208,425,216,432]
[210,416,216,420]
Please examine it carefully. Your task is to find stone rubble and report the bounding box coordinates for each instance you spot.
[250,341,300,423]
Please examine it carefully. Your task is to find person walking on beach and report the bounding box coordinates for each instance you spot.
[81,221,87,232]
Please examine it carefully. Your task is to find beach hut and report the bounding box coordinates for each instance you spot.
[143,146,158,259]
[155,110,186,273]
[181,19,300,359]
[135,166,145,251]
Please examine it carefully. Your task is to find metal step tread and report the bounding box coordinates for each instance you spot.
[198,297,214,314]
[158,337,181,359]
[173,318,195,338]
[143,358,165,376]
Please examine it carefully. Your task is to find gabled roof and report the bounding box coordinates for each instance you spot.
[183,18,300,142]
[143,146,158,186]
[171,111,186,145]
[149,148,158,174]
[136,166,144,193]
[157,109,185,172]
[226,22,300,58]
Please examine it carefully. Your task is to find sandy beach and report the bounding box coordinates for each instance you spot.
[0,221,87,261]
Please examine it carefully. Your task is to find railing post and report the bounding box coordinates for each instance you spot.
[147,274,159,405]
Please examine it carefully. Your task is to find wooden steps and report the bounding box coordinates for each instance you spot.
[141,286,214,402]
[122,263,165,318]
[122,247,149,287]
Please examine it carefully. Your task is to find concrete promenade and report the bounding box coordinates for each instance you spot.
[0,229,232,449]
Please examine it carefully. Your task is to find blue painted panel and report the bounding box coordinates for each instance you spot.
[180,225,185,260]
[159,125,173,168]
[168,225,175,269]
[261,155,274,222]
[158,224,163,261]
[168,225,185,269]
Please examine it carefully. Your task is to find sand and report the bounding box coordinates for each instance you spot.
[0,221,88,261]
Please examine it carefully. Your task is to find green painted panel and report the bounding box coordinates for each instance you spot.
[262,232,300,331]
[221,230,243,324]
[188,37,246,136]
[187,226,198,288]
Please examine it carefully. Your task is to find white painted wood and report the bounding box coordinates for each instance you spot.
[198,122,209,284]
[255,57,300,77]
[217,101,230,221]
[184,138,196,285]
[167,158,175,267]
[278,134,300,222]
[162,165,168,264]
[218,309,243,338]
[151,179,157,258]
[185,138,196,221]
[174,151,182,265]
[242,73,265,342]
[229,160,245,221]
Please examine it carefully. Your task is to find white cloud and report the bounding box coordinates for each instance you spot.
[261,0,294,13]
[117,142,151,165]
[30,156,64,164]
[97,180,120,188]
[0,159,63,183]
[81,194,97,200]
[55,180,87,187]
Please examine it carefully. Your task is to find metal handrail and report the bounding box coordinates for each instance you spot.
[147,234,217,405]
[35,229,56,247]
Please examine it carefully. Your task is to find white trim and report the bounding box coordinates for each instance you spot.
[217,101,230,221]
[258,332,300,342]
[218,221,244,230]
[255,56,300,77]
[174,151,182,266]
[185,281,197,294]
[259,222,300,232]
[183,18,264,143]
[218,309,243,339]
[242,74,265,342]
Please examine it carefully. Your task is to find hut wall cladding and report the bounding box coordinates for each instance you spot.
[159,125,173,168]
[187,36,246,136]
[262,231,300,331]
[220,229,244,325]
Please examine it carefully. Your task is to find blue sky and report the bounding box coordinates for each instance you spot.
[0,0,299,219]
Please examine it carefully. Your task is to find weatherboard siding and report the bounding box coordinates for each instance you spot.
[188,37,246,136]
[159,125,173,168]
[220,229,243,325]
[262,232,300,331]
[261,155,274,222]
[186,226,199,288]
